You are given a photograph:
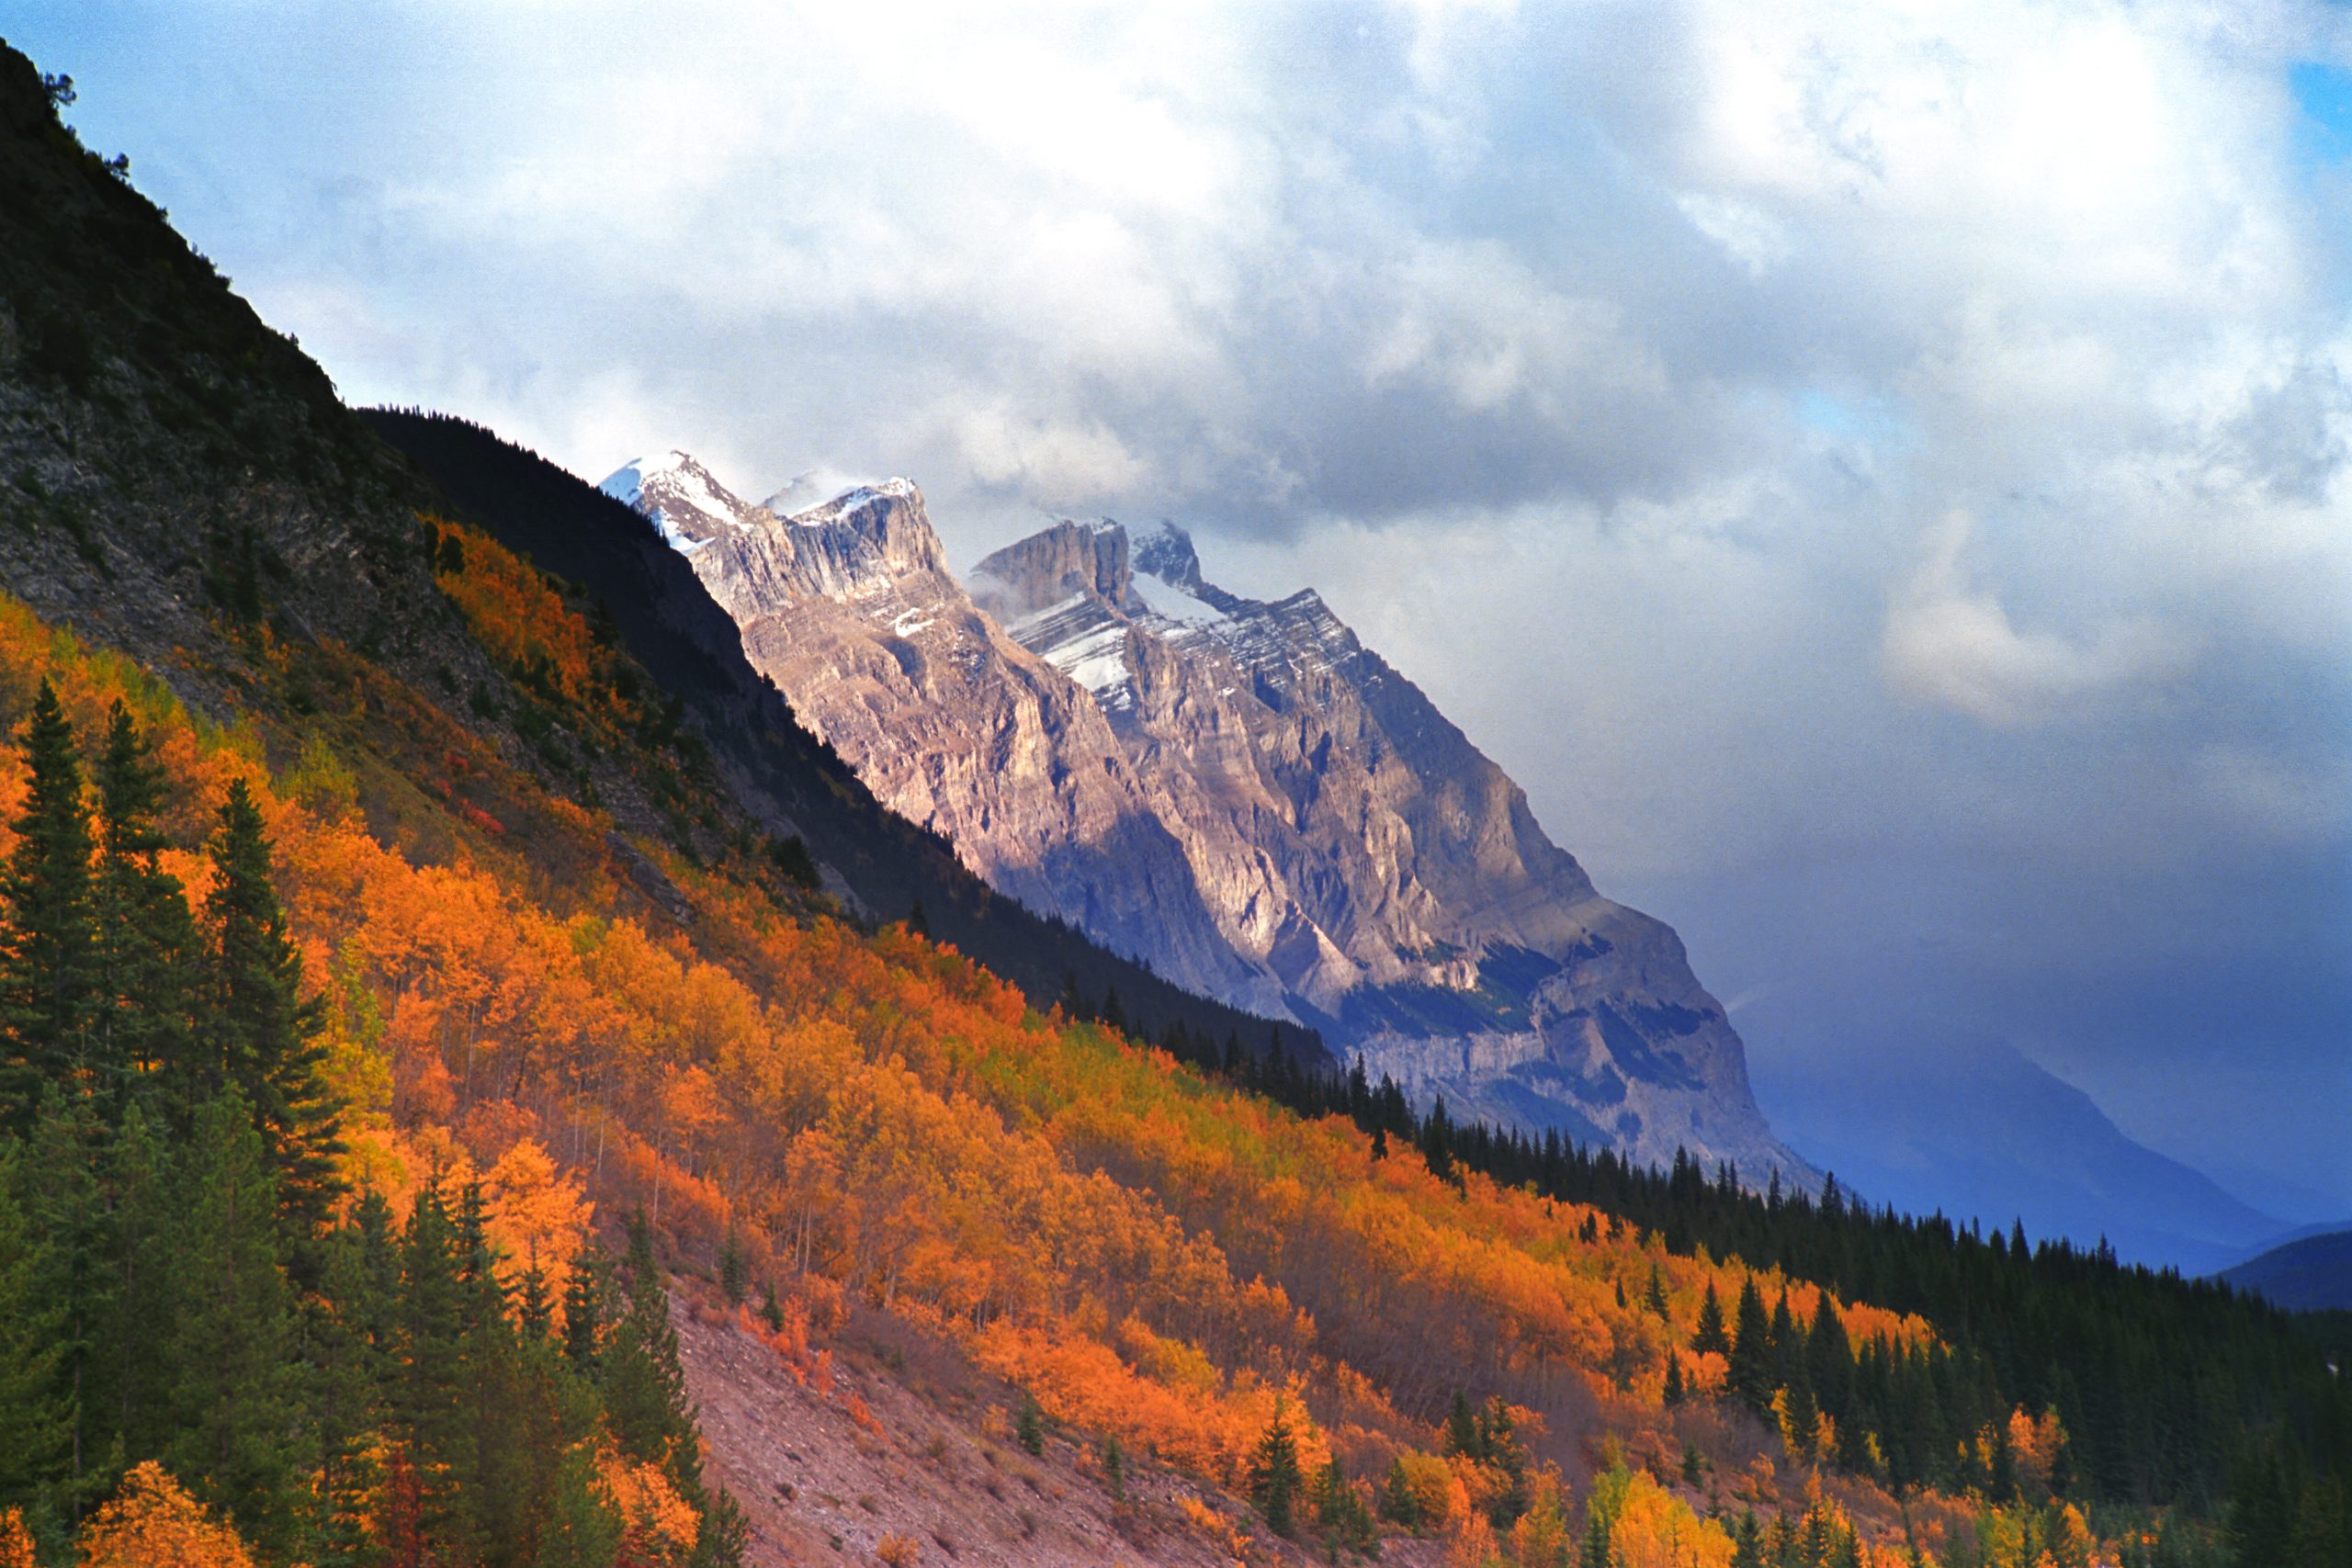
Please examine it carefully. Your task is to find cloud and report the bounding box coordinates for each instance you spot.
[1882,513,2195,727]
[25,0,2352,1212]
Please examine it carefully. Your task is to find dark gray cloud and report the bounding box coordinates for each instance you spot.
[18,0,2352,1221]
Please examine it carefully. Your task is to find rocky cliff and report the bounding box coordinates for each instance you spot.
[606,457,1807,1181]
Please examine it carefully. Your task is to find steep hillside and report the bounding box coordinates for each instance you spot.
[3,37,2347,1568]
[361,411,1315,1067]
[596,456,1802,1181]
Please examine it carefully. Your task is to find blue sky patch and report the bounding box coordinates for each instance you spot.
[2290,61,2352,165]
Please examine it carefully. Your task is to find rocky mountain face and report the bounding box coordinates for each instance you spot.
[605,457,1807,1180]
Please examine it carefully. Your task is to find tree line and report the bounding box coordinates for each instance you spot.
[1120,998,2352,1562]
[0,681,744,1566]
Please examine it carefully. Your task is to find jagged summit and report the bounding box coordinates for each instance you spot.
[606,457,1810,1179]
[595,448,768,555]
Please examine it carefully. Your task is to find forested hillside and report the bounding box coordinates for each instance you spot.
[0,33,2346,1568]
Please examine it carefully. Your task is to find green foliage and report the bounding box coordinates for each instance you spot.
[718,1225,748,1305]
[1249,1396,1303,1538]
[1015,1393,1045,1456]
[0,680,98,1116]
[1311,1457,1377,1557]
[0,1138,67,1508]
[203,777,343,1236]
[1101,1433,1125,1503]
[163,1091,305,1558]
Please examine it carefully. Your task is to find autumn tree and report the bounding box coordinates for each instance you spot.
[74,1461,256,1568]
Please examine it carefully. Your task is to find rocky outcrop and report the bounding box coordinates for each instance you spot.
[605,458,1810,1182]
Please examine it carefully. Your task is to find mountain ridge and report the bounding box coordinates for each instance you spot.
[602,451,1810,1183]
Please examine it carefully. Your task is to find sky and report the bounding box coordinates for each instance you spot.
[16,1,2351,1226]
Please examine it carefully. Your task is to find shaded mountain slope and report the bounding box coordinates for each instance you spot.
[2222,1229,2352,1312]
[361,410,1316,1066]
[598,452,1803,1180]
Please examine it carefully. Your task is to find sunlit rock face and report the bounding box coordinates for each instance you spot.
[605,459,1810,1183]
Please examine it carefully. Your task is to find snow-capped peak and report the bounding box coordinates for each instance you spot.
[781,477,922,528]
[598,450,762,557]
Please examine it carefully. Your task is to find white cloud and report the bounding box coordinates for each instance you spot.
[30,0,2352,1204]
[1881,513,2195,727]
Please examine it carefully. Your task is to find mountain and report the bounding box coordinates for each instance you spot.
[2221,1229,2352,1312]
[8,39,2352,1568]
[365,412,1313,1067]
[603,457,1805,1182]
[1758,1032,2283,1273]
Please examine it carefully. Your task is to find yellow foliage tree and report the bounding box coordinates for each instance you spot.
[75,1462,256,1568]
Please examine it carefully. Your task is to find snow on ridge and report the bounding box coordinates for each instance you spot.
[787,477,922,528]
[1129,569,1227,630]
[1039,620,1133,703]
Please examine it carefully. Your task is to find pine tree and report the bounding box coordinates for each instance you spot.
[1645,1260,1669,1316]
[1015,1395,1045,1456]
[1578,1508,1611,1568]
[1444,1387,1483,1459]
[88,702,198,1113]
[1248,1396,1303,1537]
[0,681,97,1120]
[718,1226,748,1305]
[98,1101,175,1467]
[1729,1277,1776,1414]
[17,1086,113,1517]
[1101,1434,1125,1503]
[1731,1504,1769,1568]
[1693,1280,1731,1357]
[0,1139,67,1512]
[392,1182,476,1561]
[163,1092,307,1561]
[561,1246,605,1372]
[203,778,342,1235]
[603,1213,697,1476]
[1664,1348,1686,1406]
[308,1201,392,1567]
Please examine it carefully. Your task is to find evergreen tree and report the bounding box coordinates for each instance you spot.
[1731,1508,1765,1568]
[718,1226,749,1305]
[604,1213,700,1485]
[1248,1396,1303,1537]
[1645,1259,1669,1316]
[1444,1387,1482,1459]
[0,1139,67,1515]
[1664,1348,1686,1406]
[203,779,342,1236]
[308,1201,393,1568]
[98,1101,175,1468]
[392,1182,477,1561]
[0,681,97,1119]
[163,1092,307,1561]
[1729,1277,1776,1414]
[1311,1457,1377,1555]
[1015,1394,1045,1456]
[1101,1434,1125,1503]
[1579,1508,1611,1568]
[88,701,198,1112]
[1692,1280,1731,1358]
[17,1086,112,1517]
[561,1245,606,1372]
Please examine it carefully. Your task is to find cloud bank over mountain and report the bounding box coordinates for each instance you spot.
[25,0,2351,1216]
